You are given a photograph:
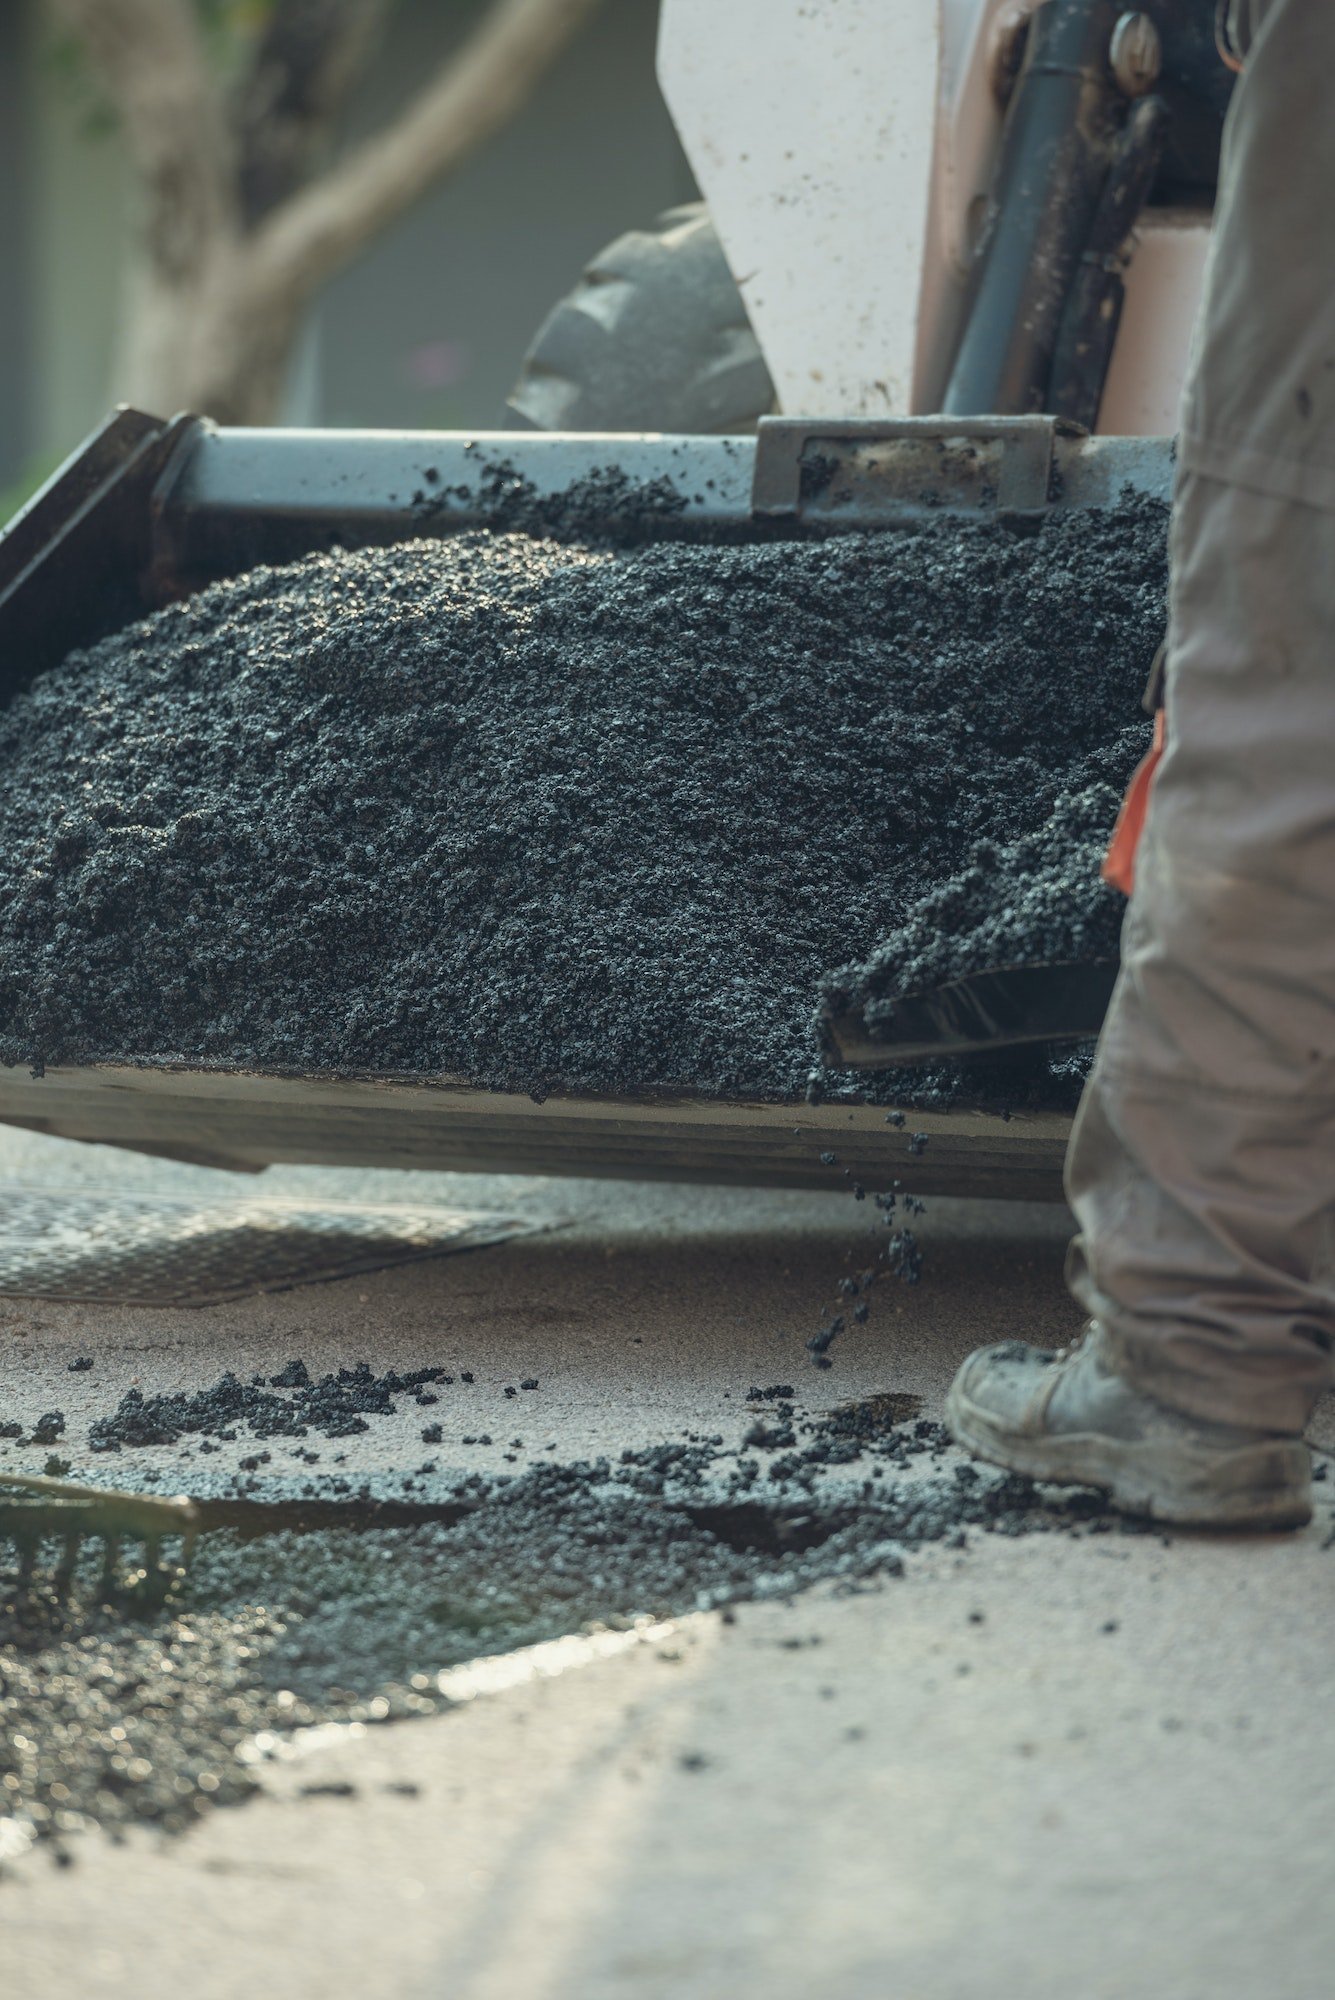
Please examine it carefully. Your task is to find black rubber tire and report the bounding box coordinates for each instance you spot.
[506,202,775,434]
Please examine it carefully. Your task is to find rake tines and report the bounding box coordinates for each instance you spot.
[0,1471,199,1602]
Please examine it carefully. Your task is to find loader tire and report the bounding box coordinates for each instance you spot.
[506,203,775,434]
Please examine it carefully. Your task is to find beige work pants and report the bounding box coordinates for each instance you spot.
[1065,0,1335,1433]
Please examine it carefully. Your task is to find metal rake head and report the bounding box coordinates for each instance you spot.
[0,1469,199,1602]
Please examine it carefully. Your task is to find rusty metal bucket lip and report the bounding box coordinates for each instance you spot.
[2,1050,1072,1122]
[0,1058,1073,1199]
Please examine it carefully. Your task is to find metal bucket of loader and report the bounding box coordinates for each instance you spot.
[0,412,1172,1198]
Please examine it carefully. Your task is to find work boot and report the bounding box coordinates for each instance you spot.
[946,1323,1312,1530]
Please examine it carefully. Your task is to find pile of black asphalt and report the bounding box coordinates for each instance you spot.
[0,503,1166,1110]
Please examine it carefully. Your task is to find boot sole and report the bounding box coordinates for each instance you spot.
[946,1377,1312,1531]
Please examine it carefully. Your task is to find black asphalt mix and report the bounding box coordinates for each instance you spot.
[0,505,1166,1109]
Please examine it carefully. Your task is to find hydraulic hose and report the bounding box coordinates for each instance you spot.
[943,0,1126,417]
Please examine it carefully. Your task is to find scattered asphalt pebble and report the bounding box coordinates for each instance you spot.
[270,1359,311,1389]
[67,1358,93,1374]
[744,1406,798,1450]
[0,506,1165,1110]
[0,1372,1150,1864]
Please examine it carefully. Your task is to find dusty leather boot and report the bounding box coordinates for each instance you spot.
[946,1322,1312,1530]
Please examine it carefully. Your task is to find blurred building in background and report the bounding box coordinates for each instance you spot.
[0,0,695,504]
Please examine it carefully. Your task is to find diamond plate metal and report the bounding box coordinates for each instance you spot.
[0,1185,529,1306]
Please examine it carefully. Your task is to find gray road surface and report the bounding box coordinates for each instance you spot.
[2,1123,1332,1998]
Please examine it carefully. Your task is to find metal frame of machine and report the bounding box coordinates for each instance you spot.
[659,0,1223,432]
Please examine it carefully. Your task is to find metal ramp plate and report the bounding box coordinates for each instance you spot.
[0,1183,530,1306]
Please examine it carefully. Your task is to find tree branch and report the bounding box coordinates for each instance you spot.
[45,0,237,278]
[248,0,603,304]
[234,0,397,228]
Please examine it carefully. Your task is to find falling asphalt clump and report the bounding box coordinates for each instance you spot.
[0,507,1166,1106]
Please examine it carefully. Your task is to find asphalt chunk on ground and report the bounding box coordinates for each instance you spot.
[85,1361,453,1454]
[0,505,1166,1109]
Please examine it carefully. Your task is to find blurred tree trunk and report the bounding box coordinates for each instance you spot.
[47,0,603,423]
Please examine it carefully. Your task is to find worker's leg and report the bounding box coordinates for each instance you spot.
[1069,0,1335,1433]
[948,0,1335,1520]
[1065,472,1335,1435]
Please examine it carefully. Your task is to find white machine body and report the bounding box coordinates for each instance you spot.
[657,0,1212,433]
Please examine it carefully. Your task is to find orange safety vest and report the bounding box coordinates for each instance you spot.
[1102,708,1165,897]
